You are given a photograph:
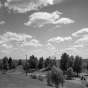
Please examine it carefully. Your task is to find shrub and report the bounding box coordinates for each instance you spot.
[46,66,65,88]
[67,67,73,80]
[30,74,37,79]
[38,75,44,81]
[46,71,52,86]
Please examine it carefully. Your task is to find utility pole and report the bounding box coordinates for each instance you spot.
[26,55,27,76]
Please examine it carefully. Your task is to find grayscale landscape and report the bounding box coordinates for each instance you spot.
[0,0,88,88]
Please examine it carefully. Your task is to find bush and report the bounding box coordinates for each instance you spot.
[46,72,52,86]
[38,75,44,81]
[46,66,65,88]
[67,67,73,80]
[30,74,37,79]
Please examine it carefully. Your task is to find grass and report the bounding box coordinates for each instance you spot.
[0,73,84,88]
[0,65,85,88]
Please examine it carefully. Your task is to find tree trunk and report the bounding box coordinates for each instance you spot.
[77,72,78,77]
[55,84,58,88]
[55,83,59,88]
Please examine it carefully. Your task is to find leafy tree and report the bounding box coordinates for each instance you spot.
[51,57,57,67]
[8,57,12,69]
[17,59,22,66]
[29,55,38,70]
[73,55,82,76]
[60,53,69,71]
[37,57,44,70]
[0,62,3,70]
[86,62,88,70]
[12,63,16,71]
[44,56,51,68]
[67,55,74,68]
[67,67,74,80]
[2,56,9,72]
[50,66,65,88]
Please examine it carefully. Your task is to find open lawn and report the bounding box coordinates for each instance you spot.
[0,66,87,88]
[0,73,85,88]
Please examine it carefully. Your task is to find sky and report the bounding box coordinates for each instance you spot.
[0,0,88,59]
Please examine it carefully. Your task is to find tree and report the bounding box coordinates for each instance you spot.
[60,53,69,71]
[86,62,88,70]
[67,67,74,80]
[29,55,38,70]
[8,57,12,69]
[51,57,57,67]
[12,63,16,71]
[44,56,51,68]
[17,59,22,66]
[67,55,74,68]
[37,57,44,70]
[73,55,82,76]
[50,66,65,88]
[2,56,9,72]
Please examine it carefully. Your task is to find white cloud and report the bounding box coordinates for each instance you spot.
[48,36,72,43]
[0,32,32,44]
[75,36,88,45]
[45,43,58,53]
[47,45,57,53]
[25,11,74,27]
[59,44,85,56]
[34,49,42,52]
[5,0,54,13]
[1,44,13,48]
[53,25,62,29]
[45,43,52,46]
[0,21,5,25]
[72,28,88,37]
[21,39,43,47]
[55,18,74,24]
[0,50,10,54]
[71,45,84,48]
[0,32,43,48]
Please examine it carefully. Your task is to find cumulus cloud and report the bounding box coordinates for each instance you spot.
[0,32,32,44]
[1,44,13,48]
[59,44,85,56]
[0,32,43,48]
[72,28,88,37]
[0,21,5,25]
[48,36,72,43]
[34,49,42,52]
[4,0,54,13]
[45,43,52,46]
[75,36,88,45]
[25,11,74,27]
[53,25,62,29]
[21,39,43,47]
[72,28,88,45]
[71,45,84,48]
[45,43,58,53]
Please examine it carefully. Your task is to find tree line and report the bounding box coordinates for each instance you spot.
[0,52,87,77]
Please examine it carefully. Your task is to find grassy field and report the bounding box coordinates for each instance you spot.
[0,66,87,88]
[0,73,85,88]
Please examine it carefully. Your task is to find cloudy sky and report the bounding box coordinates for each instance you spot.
[0,0,88,59]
